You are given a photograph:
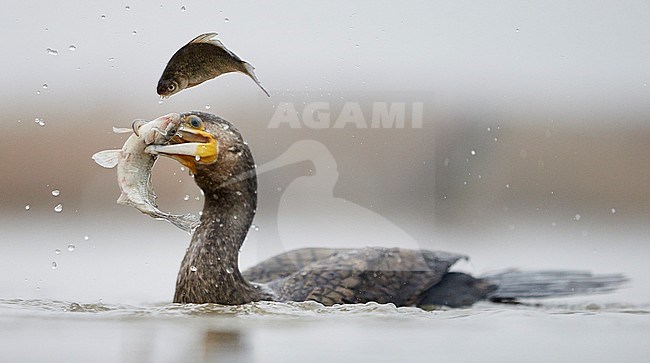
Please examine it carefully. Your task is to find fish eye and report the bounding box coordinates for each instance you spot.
[167,84,176,91]
[188,116,202,128]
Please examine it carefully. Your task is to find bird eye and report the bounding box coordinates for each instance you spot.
[189,116,202,128]
[167,84,176,91]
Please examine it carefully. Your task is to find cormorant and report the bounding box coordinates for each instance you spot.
[150,112,626,308]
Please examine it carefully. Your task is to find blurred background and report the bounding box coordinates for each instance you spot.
[1,1,649,305]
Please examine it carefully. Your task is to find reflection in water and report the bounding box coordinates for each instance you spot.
[204,330,251,363]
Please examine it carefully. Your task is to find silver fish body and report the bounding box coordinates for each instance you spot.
[157,32,269,98]
[92,113,200,233]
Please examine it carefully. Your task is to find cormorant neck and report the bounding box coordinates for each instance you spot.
[173,170,265,304]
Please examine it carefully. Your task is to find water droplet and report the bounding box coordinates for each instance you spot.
[25,204,31,210]
[276,187,283,192]
[494,137,498,142]
[180,5,186,12]
[54,204,63,213]
[68,44,76,51]
[205,104,211,110]
[180,166,186,172]
[84,235,89,241]
[194,196,200,201]
[235,191,242,196]
[611,208,616,214]
[515,28,520,32]
[67,244,75,252]
[505,184,510,189]
[108,57,115,62]
[125,5,131,10]
[46,48,58,56]
[252,224,260,231]
[574,213,581,221]
[487,127,491,132]
[190,265,197,272]
[42,83,49,89]
[35,118,45,126]
[470,150,476,156]
[233,215,238,220]
[224,17,230,22]
[183,194,190,201]
[55,249,61,255]
[195,155,201,161]
[101,14,106,19]
[51,189,60,197]
[131,30,137,35]
[51,261,57,269]
[225,266,234,274]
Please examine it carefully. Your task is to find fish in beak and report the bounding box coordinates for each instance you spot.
[145,114,218,174]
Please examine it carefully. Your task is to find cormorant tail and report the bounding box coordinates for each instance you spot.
[483,270,628,300]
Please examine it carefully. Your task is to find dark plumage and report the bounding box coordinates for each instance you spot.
[165,112,627,307]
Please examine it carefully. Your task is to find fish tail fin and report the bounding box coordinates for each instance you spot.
[92,149,120,168]
[483,270,628,301]
[242,61,270,97]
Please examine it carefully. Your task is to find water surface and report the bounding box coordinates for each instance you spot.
[2,298,649,362]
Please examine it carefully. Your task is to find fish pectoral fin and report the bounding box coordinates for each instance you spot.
[116,192,131,205]
[92,149,120,168]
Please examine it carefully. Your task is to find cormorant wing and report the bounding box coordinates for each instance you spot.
[270,247,467,306]
[242,248,345,283]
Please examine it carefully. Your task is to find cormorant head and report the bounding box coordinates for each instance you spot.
[150,111,256,194]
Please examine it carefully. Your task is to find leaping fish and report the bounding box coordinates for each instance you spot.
[157,32,270,98]
[92,113,200,233]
